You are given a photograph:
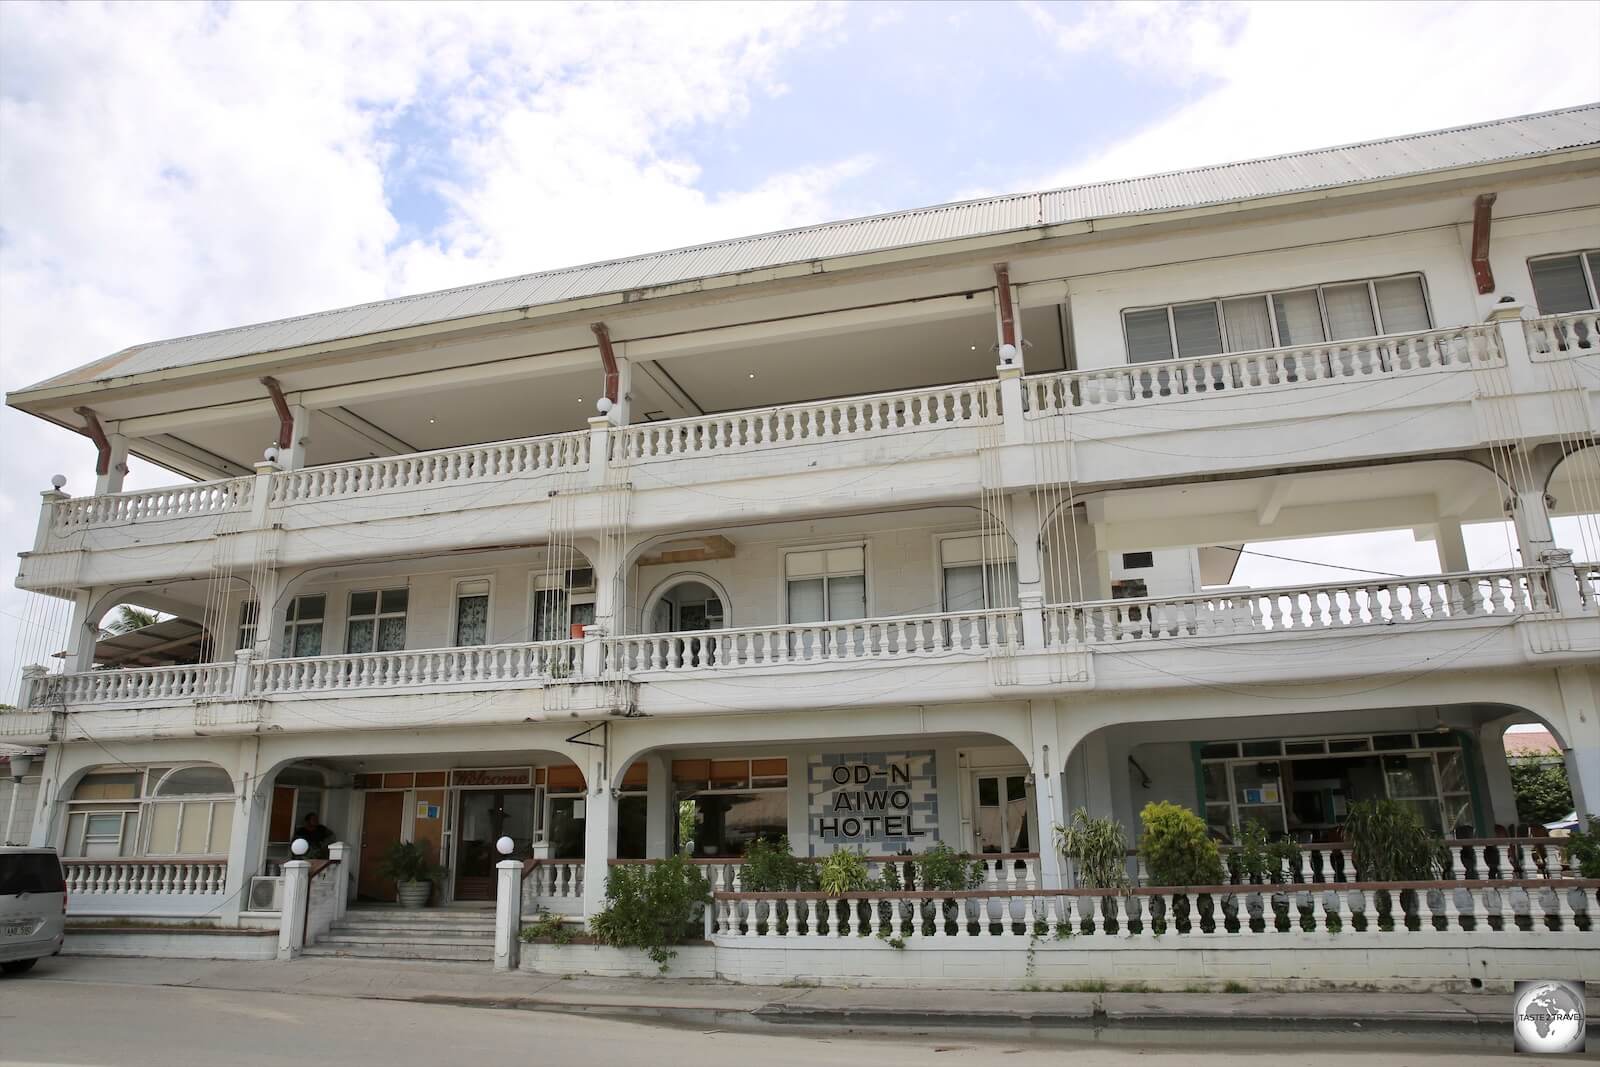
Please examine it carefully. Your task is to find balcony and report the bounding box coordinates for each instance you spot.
[9,565,1588,741]
[20,312,1594,588]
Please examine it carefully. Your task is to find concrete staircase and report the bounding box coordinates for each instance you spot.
[302,906,496,962]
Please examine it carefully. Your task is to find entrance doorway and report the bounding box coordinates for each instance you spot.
[357,791,405,901]
[452,789,537,901]
[973,771,1032,854]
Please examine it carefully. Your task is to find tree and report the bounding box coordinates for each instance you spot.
[1508,753,1572,826]
[99,606,159,637]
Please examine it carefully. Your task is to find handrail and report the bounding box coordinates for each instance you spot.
[51,477,254,531]
[1523,310,1599,359]
[610,852,1040,865]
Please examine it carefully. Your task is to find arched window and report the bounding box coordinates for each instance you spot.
[154,766,234,797]
[63,763,235,858]
[646,578,726,633]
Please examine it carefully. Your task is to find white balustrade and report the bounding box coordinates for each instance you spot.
[249,640,582,695]
[1524,311,1600,358]
[616,381,999,461]
[1059,568,1549,645]
[269,431,590,506]
[29,663,235,708]
[604,609,1022,672]
[1027,323,1501,414]
[52,478,253,531]
[708,880,1598,940]
[522,860,584,914]
[61,858,227,898]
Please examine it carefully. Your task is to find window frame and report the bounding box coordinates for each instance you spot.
[282,594,327,658]
[783,541,871,624]
[344,587,410,654]
[451,575,495,647]
[937,532,1019,614]
[1120,272,1434,364]
[1527,248,1600,314]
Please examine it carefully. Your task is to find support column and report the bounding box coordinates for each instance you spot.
[997,363,1025,445]
[1434,516,1471,574]
[1028,702,1066,890]
[494,857,523,971]
[26,745,65,848]
[1008,491,1047,647]
[1557,666,1600,831]
[283,406,312,472]
[277,860,309,960]
[1477,723,1520,831]
[94,433,130,496]
[643,752,671,859]
[328,841,351,923]
[221,746,271,926]
[35,485,67,553]
[581,759,618,921]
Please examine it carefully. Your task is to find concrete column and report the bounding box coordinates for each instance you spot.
[277,860,310,960]
[248,460,279,528]
[1028,702,1066,890]
[581,764,618,921]
[1489,302,1536,392]
[997,363,1025,445]
[1477,724,1520,831]
[1434,516,1470,574]
[283,406,312,472]
[221,760,272,926]
[328,841,351,922]
[586,414,612,488]
[1512,487,1556,570]
[611,354,633,427]
[93,433,130,496]
[1556,666,1599,831]
[1008,491,1048,648]
[494,857,523,972]
[35,487,67,553]
[26,745,65,848]
[643,753,671,859]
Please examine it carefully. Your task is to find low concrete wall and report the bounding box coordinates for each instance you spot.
[521,933,1597,992]
[64,927,279,961]
[520,942,716,979]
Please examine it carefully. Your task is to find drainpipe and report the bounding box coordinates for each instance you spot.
[1471,193,1497,295]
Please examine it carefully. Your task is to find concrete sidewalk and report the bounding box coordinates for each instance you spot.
[22,954,1581,1040]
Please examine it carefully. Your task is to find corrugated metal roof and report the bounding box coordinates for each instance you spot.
[22,104,1600,394]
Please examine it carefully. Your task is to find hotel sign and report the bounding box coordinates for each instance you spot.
[450,767,532,788]
[808,750,937,853]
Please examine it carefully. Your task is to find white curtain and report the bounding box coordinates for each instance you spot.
[1222,296,1274,351]
[1322,283,1377,340]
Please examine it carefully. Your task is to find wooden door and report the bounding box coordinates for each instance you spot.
[357,791,405,901]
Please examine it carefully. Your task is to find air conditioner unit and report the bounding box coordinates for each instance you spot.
[247,875,284,912]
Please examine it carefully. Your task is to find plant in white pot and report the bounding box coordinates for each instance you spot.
[378,841,445,909]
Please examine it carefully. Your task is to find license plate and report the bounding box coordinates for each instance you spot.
[2,921,35,937]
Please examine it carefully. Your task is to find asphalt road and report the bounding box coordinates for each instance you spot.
[0,976,1544,1067]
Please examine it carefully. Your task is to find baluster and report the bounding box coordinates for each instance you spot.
[1527,887,1549,933]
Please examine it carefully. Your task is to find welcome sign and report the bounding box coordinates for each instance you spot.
[807,750,937,854]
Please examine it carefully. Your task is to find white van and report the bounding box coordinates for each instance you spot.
[0,847,66,975]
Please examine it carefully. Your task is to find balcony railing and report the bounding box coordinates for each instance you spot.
[51,478,253,532]
[1524,310,1599,359]
[615,379,999,462]
[16,568,1563,711]
[60,857,229,915]
[248,640,583,696]
[602,608,1022,673]
[1027,322,1501,413]
[269,429,591,507]
[608,853,1042,893]
[1051,568,1549,645]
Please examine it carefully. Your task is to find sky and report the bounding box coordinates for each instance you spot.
[2,0,1598,701]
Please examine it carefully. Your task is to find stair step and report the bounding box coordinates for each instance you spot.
[317,933,491,946]
[327,923,495,938]
[302,942,493,962]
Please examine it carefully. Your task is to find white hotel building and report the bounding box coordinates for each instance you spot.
[3,106,1598,967]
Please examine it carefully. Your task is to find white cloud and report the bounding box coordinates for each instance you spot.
[1028,0,1600,186]
[0,0,856,699]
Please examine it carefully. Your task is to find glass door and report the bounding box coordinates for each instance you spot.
[451,789,536,901]
[973,772,1032,854]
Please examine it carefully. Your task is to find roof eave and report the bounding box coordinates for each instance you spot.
[9,144,1599,414]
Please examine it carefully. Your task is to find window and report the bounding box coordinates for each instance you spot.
[453,579,491,646]
[531,567,598,642]
[1121,552,1154,570]
[237,600,259,651]
[283,595,326,658]
[671,758,789,857]
[346,589,408,654]
[64,764,235,859]
[1123,273,1432,363]
[786,547,867,623]
[1529,250,1600,313]
[939,535,1018,613]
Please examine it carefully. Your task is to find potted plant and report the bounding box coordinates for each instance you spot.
[378,841,446,909]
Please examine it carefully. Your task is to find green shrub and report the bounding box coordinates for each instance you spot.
[1228,820,1300,885]
[520,910,574,945]
[676,800,697,856]
[588,854,709,971]
[817,849,872,894]
[1341,799,1447,881]
[913,842,985,891]
[740,836,818,892]
[1508,754,1573,825]
[1563,818,1600,878]
[1138,801,1224,886]
[1055,808,1130,889]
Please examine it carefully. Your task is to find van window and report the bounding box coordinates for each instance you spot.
[0,853,65,895]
